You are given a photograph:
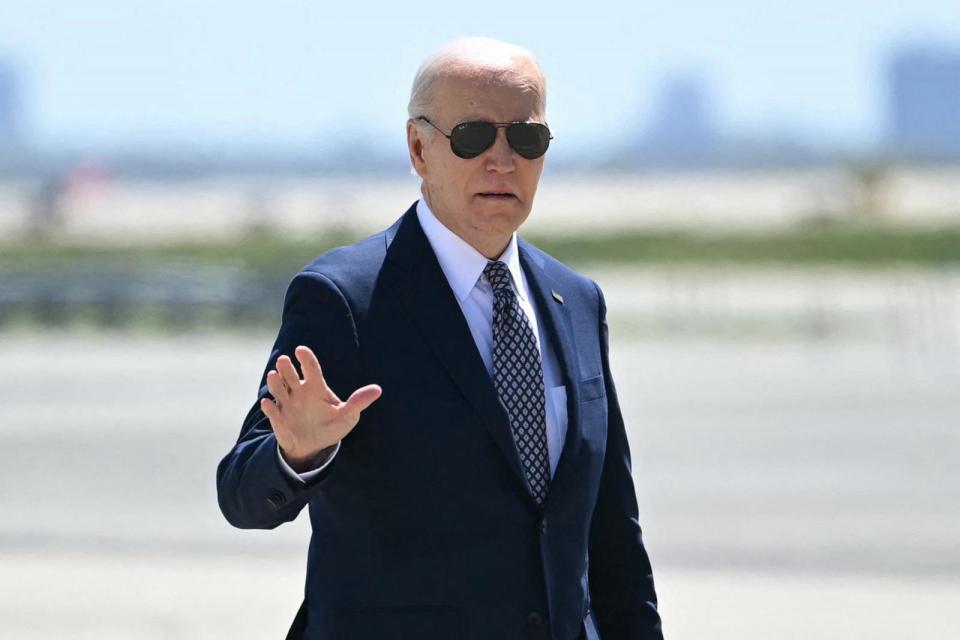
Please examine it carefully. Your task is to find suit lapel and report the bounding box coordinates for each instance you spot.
[519,241,585,505]
[384,206,529,497]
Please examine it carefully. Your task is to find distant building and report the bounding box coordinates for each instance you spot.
[0,62,21,148]
[613,71,821,170]
[888,46,960,158]
[642,73,717,162]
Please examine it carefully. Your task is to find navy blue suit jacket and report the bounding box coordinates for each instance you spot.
[217,203,662,640]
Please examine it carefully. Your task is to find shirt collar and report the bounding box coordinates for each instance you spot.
[416,198,528,303]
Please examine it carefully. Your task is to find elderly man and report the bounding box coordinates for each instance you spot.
[217,37,663,640]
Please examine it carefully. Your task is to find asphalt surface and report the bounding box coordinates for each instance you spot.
[1,270,958,638]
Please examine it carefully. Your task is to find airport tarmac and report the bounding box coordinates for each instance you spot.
[1,272,958,638]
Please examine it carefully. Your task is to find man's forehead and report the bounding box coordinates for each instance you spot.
[433,65,541,104]
[433,79,542,122]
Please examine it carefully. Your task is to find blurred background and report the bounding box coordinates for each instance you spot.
[1,1,958,638]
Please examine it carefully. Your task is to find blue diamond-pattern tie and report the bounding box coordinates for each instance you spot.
[484,260,550,505]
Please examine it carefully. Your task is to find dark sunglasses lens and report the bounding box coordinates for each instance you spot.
[450,122,497,158]
[507,123,551,159]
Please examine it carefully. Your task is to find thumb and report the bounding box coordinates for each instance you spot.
[343,384,382,415]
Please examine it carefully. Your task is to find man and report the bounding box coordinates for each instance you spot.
[217,37,662,640]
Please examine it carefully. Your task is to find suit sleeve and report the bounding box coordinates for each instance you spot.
[588,282,664,639]
[216,269,360,530]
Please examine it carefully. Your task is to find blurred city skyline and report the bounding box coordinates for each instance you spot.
[1,1,959,172]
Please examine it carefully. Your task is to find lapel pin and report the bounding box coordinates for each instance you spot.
[551,290,564,304]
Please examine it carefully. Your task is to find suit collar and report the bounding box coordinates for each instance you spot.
[415,198,527,304]
[385,203,586,511]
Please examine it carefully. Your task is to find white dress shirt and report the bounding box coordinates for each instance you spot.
[278,198,568,482]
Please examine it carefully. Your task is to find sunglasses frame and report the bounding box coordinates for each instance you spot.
[413,116,553,160]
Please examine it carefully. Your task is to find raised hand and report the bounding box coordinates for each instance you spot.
[261,345,382,472]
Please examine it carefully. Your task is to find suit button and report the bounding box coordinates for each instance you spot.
[540,518,548,535]
[266,490,286,509]
[527,612,544,626]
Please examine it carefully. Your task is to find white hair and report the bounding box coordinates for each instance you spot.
[407,37,547,120]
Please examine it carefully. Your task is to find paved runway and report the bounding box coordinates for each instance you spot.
[1,277,958,638]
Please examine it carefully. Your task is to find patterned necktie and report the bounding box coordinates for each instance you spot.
[484,260,550,505]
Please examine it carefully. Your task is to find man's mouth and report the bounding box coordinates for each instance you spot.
[476,192,518,200]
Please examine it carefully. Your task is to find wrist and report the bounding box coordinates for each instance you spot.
[280,443,336,473]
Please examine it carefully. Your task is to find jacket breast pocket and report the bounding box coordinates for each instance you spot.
[580,374,606,403]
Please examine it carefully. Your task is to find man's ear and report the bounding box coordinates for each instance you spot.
[407,120,427,178]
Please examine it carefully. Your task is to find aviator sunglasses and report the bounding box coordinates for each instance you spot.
[414,116,553,160]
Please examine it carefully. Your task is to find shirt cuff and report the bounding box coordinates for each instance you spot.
[276,440,341,484]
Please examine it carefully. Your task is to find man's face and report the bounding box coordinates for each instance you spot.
[408,69,546,256]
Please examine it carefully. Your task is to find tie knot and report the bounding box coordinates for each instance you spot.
[483,260,513,294]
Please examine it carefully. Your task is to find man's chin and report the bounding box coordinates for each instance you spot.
[470,204,531,235]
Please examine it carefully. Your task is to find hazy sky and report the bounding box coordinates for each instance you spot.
[1,0,959,159]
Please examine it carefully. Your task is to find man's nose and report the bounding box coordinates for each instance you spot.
[483,127,515,172]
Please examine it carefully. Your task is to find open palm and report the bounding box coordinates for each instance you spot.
[261,345,381,471]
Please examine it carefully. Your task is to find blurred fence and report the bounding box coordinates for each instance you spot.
[0,263,285,330]
[3,264,959,355]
